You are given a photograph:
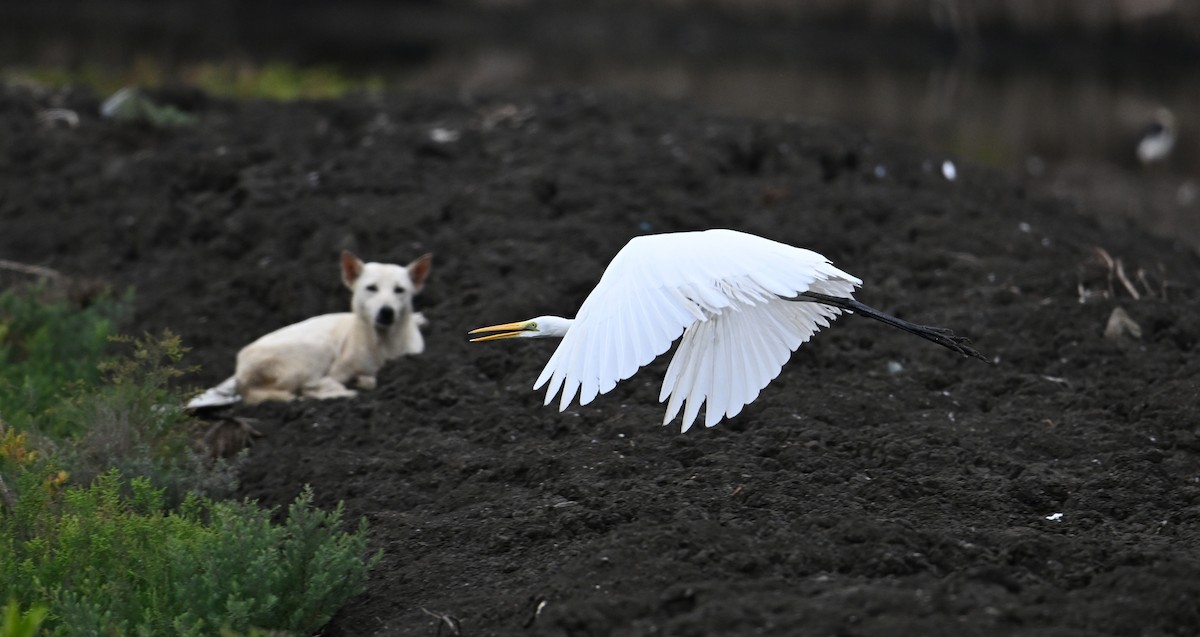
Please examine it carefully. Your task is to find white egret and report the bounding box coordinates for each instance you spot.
[1137,108,1176,165]
[469,229,986,432]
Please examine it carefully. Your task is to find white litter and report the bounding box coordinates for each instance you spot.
[430,128,460,143]
[941,160,957,181]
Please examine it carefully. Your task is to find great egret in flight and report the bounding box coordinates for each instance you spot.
[469,229,987,432]
[1136,108,1176,165]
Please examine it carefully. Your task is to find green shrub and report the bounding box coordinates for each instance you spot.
[1,599,48,637]
[0,288,379,636]
[0,470,380,637]
[0,283,238,502]
[0,287,130,437]
[57,331,240,504]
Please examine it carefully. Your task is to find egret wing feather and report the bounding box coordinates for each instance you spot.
[682,321,715,432]
[727,310,758,418]
[661,327,698,424]
[704,326,727,427]
[578,320,601,406]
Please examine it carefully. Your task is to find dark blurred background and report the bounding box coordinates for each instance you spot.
[3,0,1197,247]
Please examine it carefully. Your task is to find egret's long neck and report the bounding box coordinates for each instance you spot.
[536,316,574,338]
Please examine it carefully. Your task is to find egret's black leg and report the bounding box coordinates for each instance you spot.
[788,291,990,362]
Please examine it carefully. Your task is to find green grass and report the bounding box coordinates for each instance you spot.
[4,59,384,101]
[58,330,242,504]
[0,472,379,636]
[0,288,232,503]
[0,600,48,637]
[0,288,130,437]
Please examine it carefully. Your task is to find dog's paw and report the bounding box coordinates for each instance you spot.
[356,375,377,390]
[304,377,358,400]
[413,312,429,328]
[313,388,356,400]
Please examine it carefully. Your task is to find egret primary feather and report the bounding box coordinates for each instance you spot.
[469,229,986,432]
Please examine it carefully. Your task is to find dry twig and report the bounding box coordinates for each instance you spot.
[0,473,16,511]
[420,607,462,637]
[1114,258,1140,300]
[0,259,62,280]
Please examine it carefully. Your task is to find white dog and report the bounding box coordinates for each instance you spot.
[188,250,432,409]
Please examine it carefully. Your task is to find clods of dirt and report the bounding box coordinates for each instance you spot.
[2,85,1199,636]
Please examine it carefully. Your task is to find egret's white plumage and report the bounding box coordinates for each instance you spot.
[470,229,984,432]
[1137,108,1176,165]
[537,230,857,429]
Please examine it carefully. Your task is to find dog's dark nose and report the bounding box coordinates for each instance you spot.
[376,306,395,326]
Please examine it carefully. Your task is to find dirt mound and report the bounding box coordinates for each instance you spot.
[3,85,1198,636]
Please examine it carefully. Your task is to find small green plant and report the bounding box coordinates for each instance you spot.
[0,471,379,636]
[58,330,239,504]
[100,87,198,127]
[189,62,383,99]
[1,599,48,637]
[0,287,379,635]
[6,59,382,101]
[0,287,130,436]
[0,284,238,502]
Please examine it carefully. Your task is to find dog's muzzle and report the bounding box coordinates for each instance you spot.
[375,306,396,327]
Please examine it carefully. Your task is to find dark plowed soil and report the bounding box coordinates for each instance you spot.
[3,85,1199,636]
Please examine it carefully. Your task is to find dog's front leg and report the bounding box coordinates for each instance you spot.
[355,375,377,390]
[401,313,426,355]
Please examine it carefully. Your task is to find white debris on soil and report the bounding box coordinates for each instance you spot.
[430,128,461,143]
[941,160,957,181]
[1104,306,1142,340]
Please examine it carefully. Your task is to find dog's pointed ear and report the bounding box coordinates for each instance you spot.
[341,250,364,289]
[407,253,433,292]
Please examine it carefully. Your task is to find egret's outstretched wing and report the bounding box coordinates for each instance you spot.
[533,229,861,427]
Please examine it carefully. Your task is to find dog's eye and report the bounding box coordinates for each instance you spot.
[365,284,378,292]
[394,286,406,294]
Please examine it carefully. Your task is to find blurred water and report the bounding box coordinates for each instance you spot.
[4,1,1197,247]
[384,35,1200,249]
[395,44,1196,174]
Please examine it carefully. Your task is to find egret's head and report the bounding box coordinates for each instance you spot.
[468,315,572,341]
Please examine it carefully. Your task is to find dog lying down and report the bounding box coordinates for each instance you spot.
[187,250,432,410]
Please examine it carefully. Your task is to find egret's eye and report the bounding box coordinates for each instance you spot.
[365,284,378,292]
[394,286,406,294]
